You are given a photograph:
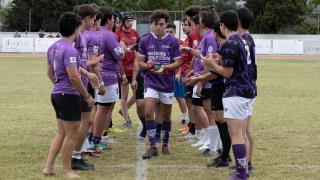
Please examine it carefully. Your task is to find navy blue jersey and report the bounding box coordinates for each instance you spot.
[242,33,257,96]
[221,34,255,99]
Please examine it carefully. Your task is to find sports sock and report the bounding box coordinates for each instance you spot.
[145,120,157,148]
[232,144,247,179]
[92,136,101,146]
[87,132,93,143]
[72,151,82,160]
[156,123,162,140]
[162,121,172,148]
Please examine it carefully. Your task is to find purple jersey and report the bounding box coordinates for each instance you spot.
[99,27,125,86]
[242,33,257,96]
[47,39,81,95]
[221,34,255,99]
[194,30,219,88]
[139,33,181,93]
[86,30,103,56]
[74,31,88,87]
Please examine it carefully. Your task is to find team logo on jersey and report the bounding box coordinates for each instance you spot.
[148,45,155,49]
[193,40,199,47]
[162,45,171,49]
[93,46,99,54]
[69,57,77,63]
[114,47,124,57]
[208,46,213,53]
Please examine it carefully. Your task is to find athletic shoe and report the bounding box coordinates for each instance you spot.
[71,158,95,170]
[87,146,103,157]
[162,147,171,155]
[191,139,204,148]
[248,164,253,177]
[207,156,229,168]
[229,172,247,180]
[198,140,210,151]
[95,143,112,151]
[142,148,159,159]
[178,124,189,132]
[202,149,219,157]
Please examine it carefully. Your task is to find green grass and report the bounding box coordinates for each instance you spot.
[0,57,319,179]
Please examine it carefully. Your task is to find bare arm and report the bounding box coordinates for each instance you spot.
[47,65,55,84]
[163,58,182,72]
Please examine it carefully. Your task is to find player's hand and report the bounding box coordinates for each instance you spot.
[195,84,203,97]
[162,65,170,73]
[185,69,194,78]
[87,72,101,89]
[84,95,95,107]
[146,60,155,71]
[98,86,106,95]
[93,63,102,72]
[180,46,191,52]
[184,74,199,86]
[131,79,137,90]
[96,54,104,63]
[121,76,129,86]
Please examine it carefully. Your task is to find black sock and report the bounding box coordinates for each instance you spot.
[140,117,146,129]
[220,122,231,162]
[87,132,93,143]
[156,123,162,139]
[109,119,113,128]
[189,123,195,135]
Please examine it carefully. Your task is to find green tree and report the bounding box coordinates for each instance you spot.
[246,0,308,33]
[4,0,105,32]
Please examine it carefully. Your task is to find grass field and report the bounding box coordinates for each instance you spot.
[0,56,319,180]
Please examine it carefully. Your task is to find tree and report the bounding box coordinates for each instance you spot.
[4,0,105,32]
[246,0,308,33]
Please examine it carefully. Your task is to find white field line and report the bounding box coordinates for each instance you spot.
[135,123,148,180]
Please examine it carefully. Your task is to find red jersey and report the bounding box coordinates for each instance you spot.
[180,31,201,77]
[115,28,139,76]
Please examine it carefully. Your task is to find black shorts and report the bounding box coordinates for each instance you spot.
[136,74,144,100]
[80,96,92,112]
[51,93,81,121]
[192,88,212,107]
[186,86,194,99]
[96,102,114,107]
[87,83,95,99]
[211,84,224,111]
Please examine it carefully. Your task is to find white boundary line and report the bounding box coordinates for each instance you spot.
[135,124,147,180]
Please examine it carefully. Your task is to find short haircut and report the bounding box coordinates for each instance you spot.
[58,12,82,37]
[220,10,238,31]
[74,4,97,19]
[191,14,200,25]
[95,11,103,22]
[182,16,191,26]
[166,23,176,30]
[184,5,201,17]
[99,6,114,26]
[235,8,254,30]
[199,9,218,29]
[149,9,169,23]
[213,21,225,39]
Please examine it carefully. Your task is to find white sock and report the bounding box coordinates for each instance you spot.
[203,127,210,143]
[208,125,219,151]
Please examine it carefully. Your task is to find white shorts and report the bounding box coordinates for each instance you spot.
[223,97,253,120]
[192,85,200,99]
[144,88,174,105]
[95,83,119,103]
[246,98,256,117]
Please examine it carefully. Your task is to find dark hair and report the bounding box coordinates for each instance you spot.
[220,10,238,31]
[182,16,191,26]
[149,9,169,23]
[99,6,114,26]
[58,12,82,37]
[95,11,103,22]
[184,5,201,17]
[166,23,176,30]
[74,4,97,19]
[191,14,200,25]
[199,9,218,29]
[235,8,254,30]
[114,10,122,21]
[213,21,225,39]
